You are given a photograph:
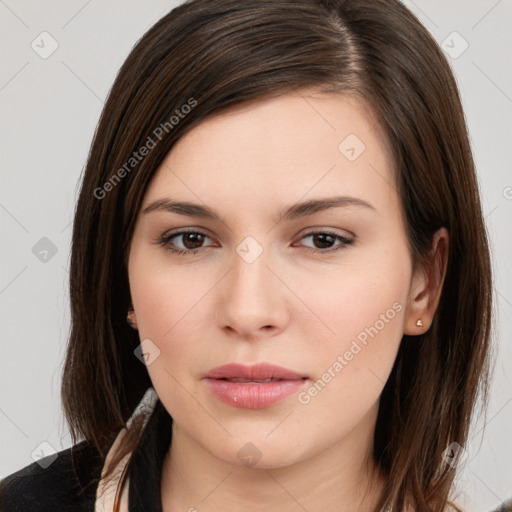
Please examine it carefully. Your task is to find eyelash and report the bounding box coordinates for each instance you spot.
[156,229,354,256]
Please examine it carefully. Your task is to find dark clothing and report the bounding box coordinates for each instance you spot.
[0,400,172,512]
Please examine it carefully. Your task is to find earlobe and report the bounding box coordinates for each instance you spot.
[404,227,449,335]
[404,265,430,335]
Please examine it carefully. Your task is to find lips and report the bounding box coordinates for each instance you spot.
[204,363,307,381]
[203,363,308,409]
[220,377,280,383]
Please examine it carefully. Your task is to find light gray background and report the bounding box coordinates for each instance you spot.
[1,1,511,510]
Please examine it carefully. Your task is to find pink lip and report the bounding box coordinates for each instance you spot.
[203,363,309,409]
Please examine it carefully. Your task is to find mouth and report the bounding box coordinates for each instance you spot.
[203,362,308,381]
[217,377,287,383]
[203,363,309,409]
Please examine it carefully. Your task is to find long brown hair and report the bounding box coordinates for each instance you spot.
[58,1,493,510]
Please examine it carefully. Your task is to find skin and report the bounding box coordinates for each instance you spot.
[127,88,448,512]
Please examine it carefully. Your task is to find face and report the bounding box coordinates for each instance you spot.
[128,89,417,470]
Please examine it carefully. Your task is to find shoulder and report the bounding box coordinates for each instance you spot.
[0,440,105,512]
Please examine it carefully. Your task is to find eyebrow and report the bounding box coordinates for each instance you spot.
[142,195,376,222]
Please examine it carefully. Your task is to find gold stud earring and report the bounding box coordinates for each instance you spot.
[127,304,138,329]
[416,319,423,327]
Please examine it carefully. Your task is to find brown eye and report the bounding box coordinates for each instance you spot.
[179,232,206,250]
[297,231,354,253]
[157,230,214,255]
[310,233,336,249]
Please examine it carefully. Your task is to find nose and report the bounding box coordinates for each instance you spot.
[216,245,289,341]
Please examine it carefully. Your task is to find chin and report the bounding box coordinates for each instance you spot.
[205,437,311,471]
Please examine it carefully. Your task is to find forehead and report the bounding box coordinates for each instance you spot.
[142,89,396,214]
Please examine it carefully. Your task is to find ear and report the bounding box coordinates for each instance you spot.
[404,227,449,335]
[127,302,139,330]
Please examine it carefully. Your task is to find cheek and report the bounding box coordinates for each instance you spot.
[292,297,406,441]
[295,253,410,341]
[291,254,410,403]
[128,254,217,392]
[129,248,212,340]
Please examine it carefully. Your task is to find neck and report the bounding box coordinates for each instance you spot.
[160,407,386,512]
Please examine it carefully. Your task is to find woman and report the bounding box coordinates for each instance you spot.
[0,0,493,511]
